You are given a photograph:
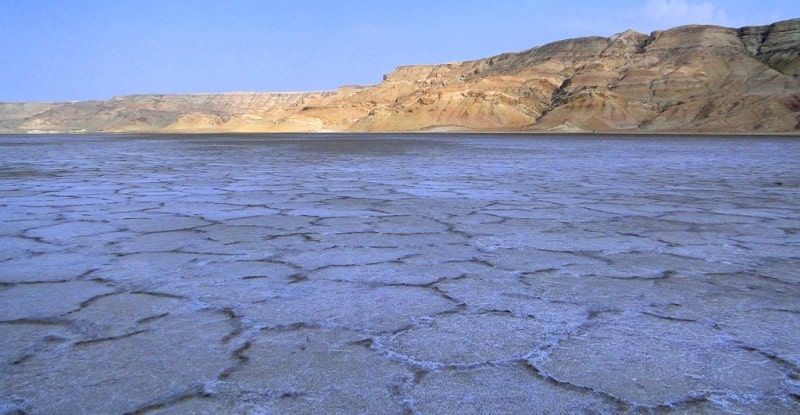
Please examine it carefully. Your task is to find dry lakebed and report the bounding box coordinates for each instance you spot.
[1,133,799,414]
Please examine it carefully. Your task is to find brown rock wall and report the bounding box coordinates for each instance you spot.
[2,19,798,134]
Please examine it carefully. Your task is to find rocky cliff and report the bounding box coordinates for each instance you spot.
[2,19,799,134]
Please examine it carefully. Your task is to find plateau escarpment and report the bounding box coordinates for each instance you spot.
[2,19,799,134]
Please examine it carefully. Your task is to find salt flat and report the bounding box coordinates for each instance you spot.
[1,134,799,414]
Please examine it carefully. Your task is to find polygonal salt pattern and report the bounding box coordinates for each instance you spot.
[1,134,798,413]
[534,313,790,408]
[409,365,620,414]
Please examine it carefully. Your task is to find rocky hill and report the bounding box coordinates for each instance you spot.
[2,19,799,134]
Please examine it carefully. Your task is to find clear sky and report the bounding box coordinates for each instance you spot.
[1,0,797,102]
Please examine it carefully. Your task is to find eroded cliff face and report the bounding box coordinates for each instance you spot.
[2,19,799,134]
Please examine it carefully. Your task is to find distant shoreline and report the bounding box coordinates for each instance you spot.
[2,131,798,138]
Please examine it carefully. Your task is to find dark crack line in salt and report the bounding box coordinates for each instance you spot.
[122,384,210,415]
[218,340,252,380]
[73,329,148,347]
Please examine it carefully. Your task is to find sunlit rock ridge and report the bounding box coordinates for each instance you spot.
[2,18,799,134]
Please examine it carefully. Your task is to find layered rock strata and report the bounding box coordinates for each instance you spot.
[1,19,799,134]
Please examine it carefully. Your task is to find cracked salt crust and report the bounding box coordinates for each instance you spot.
[1,134,799,414]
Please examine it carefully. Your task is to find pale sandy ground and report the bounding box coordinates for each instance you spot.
[1,134,799,414]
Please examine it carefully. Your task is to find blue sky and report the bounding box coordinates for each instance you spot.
[1,0,797,102]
